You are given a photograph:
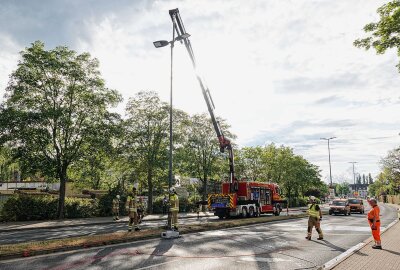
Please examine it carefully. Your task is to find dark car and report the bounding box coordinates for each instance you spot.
[329,199,351,216]
[348,198,365,214]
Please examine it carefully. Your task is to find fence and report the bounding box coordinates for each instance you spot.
[379,194,400,205]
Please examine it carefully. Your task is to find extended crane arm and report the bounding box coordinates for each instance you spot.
[169,8,236,191]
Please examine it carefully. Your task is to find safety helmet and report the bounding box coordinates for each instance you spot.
[169,187,176,194]
[309,196,316,202]
[116,195,120,199]
[369,197,377,204]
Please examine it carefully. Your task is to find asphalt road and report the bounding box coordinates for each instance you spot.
[0,217,220,245]
[0,203,397,270]
[0,209,307,245]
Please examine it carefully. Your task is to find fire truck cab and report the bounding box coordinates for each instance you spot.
[208,181,286,219]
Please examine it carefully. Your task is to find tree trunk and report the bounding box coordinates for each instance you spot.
[57,162,69,219]
[147,168,153,214]
[57,172,67,219]
[202,173,208,211]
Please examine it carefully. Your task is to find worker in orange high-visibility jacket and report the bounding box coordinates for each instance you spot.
[169,187,179,231]
[126,187,140,232]
[367,198,382,249]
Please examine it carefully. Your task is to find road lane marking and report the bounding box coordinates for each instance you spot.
[239,257,291,263]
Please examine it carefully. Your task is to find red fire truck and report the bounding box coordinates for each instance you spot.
[208,181,286,219]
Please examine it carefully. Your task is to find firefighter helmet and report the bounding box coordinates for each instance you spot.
[169,187,176,194]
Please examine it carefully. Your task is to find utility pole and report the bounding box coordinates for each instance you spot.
[320,137,336,187]
[349,162,357,195]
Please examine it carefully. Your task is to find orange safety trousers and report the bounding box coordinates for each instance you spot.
[368,220,381,241]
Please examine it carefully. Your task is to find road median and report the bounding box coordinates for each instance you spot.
[0,213,308,260]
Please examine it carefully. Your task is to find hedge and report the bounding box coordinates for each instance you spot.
[0,193,201,221]
[0,195,98,221]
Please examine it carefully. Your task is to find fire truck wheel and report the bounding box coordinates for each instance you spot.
[249,207,255,217]
[242,207,248,218]
[218,215,224,219]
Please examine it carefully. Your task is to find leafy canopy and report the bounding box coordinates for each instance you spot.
[354,0,400,72]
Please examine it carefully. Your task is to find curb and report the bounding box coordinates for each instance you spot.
[0,214,215,233]
[322,204,399,270]
[0,214,308,261]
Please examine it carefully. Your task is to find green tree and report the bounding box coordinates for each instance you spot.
[336,182,350,197]
[234,146,264,181]
[357,175,362,185]
[368,173,374,184]
[123,91,170,213]
[354,0,400,72]
[178,113,233,204]
[0,41,122,218]
[380,147,400,194]
[235,144,324,206]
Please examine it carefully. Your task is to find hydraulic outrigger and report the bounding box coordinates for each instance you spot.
[168,8,237,192]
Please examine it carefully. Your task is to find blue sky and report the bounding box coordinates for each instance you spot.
[1,0,399,184]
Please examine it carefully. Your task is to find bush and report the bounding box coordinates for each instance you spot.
[151,196,198,214]
[152,196,165,214]
[64,197,98,218]
[97,191,128,217]
[0,195,98,221]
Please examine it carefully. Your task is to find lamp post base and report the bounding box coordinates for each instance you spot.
[161,229,180,239]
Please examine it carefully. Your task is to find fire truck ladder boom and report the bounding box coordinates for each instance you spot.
[169,8,236,190]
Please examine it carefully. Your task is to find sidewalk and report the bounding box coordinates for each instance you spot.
[331,209,400,270]
[0,212,213,232]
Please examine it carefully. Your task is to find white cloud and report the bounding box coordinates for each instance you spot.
[0,0,399,184]
[0,34,20,95]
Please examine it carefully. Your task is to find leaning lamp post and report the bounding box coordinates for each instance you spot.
[153,22,190,232]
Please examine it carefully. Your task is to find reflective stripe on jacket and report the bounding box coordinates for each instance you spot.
[308,204,320,218]
[126,195,137,212]
[170,194,179,212]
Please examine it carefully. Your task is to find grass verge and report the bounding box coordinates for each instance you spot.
[0,213,308,260]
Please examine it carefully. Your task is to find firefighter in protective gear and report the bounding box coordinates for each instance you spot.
[169,187,179,230]
[112,195,120,221]
[367,198,382,249]
[306,196,323,240]
[126,187,140,232]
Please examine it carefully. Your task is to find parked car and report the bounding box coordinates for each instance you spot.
[348,198,365,214]
[329,199,351,216]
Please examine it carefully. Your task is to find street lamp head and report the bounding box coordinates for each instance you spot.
[154,33,191,48]
[320,137,336,141]
[153,40,170,48]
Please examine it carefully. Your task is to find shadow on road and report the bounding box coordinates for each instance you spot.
[383,249,400,256]
[353,250,368,257]
[313,239,346,252]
